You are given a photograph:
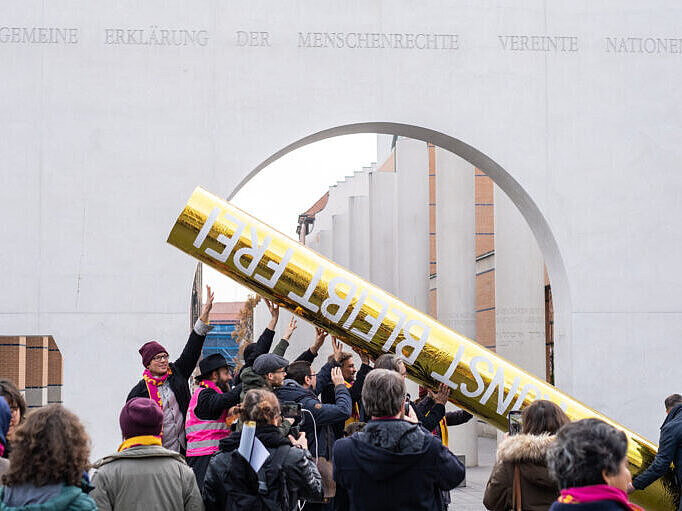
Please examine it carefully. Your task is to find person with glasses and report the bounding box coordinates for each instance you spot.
[277,361,351,466]
[185,353,241,491]
[126,286,215,454]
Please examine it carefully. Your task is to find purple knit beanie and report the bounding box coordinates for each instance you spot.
[139,341,168,367]
[120,397,163,438]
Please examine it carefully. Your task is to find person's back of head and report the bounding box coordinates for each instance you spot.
[362,369,405,418]
[547,418,628,490]
[665,394,682,413]
[286,361,312,387]
[522,399,570,435]
[241,389,281,426]
[119,397,163,440]
[2,404,90,488]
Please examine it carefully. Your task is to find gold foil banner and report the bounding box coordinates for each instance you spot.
[168,186,672,510]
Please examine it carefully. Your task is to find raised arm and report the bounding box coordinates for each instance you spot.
[296,327,327,363]
[174,286,213,379]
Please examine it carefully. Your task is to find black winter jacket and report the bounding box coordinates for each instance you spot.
[333,419,465,511]
[127,325,207,421]
[276,379,351,459]
[202,424,323,511]
[194,383,242,420]
[633,403,682,493]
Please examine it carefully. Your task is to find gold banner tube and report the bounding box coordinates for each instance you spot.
[168,186,672,510]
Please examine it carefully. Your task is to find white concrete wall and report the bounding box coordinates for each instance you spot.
[348,195,370,280]
[2,0,681,454]
[435,148,479,466]
[494,186,547,379]
[369,170,397,294]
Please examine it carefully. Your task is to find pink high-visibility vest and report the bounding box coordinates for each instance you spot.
[185,380,229,457]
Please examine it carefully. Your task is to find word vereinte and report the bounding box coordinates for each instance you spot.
[298,32,459,50]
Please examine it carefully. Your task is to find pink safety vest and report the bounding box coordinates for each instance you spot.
[185,380,229,457]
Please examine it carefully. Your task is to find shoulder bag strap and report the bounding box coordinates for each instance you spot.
[512,464,522,511]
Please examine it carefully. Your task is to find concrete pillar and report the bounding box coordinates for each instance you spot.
[393,138,429,400]
[25,336,48,408]
[332,213,350,268]
[317,229,333,259]
[394,138,429,313]
[494,186,546,380]
[348,195,370,280]
[47,337,63,404]
[369,170,397,294]
[435,148,479,466]
[0,336,26,391]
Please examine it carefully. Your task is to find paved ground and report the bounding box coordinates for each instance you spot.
[450,436,497,510]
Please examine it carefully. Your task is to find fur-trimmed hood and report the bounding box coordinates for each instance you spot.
[496,433,556,464]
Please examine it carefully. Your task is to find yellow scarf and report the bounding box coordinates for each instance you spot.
[118,435,162,452]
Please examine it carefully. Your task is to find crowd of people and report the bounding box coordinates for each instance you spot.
[0,286,680,511]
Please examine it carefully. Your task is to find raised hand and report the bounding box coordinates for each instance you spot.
[331,336,343,362]
[434,383,450,406]
[331,367,345,386]
[283,316,297,340]
[352,346,369,365]
[264,298,280,330]
[199,285,214,324]
[311,327,328,355]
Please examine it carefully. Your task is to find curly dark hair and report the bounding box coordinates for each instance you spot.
[547,418,627,489]
[2,404,91,487]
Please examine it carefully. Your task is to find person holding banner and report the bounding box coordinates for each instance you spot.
[127,286,214,454]
[203,389,323,511]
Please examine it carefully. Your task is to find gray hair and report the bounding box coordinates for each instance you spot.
[374,354,403,373]
[362,369,405,417]
[547,418,627,489]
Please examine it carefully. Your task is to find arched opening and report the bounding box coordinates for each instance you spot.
[224,123,572,389]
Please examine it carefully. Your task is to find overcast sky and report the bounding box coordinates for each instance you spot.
[203,134,378,303]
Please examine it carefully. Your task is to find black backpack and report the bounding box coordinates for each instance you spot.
[223,445,292,511]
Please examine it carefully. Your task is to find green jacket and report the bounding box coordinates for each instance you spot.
[0,485,96,511]
[90,444,202,511]
[239,338,289,399]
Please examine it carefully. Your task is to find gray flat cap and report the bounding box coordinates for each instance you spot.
[253,353,289,375]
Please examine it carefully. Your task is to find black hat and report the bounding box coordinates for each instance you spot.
[198,354,231,379]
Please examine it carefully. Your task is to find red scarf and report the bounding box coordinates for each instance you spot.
[143,368,171,409]
[558,485,644,511]
[0,442,4,457]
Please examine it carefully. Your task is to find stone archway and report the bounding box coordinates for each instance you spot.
[227,122,573,389]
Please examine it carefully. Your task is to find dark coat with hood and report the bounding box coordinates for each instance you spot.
[127,325,207,421]
[633,403,682,496]
[333,419,465,511]
[483,433,558,511]
[202,424,323,511]
[276,379,351,459]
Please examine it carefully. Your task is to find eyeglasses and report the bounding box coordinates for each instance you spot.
[152,354,169,362]
[309,373,317,378]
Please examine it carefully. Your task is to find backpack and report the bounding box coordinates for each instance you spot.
[223,444,292,511]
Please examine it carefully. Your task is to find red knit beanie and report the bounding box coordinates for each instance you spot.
[139,341,168,367]
[120,398,163,438]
